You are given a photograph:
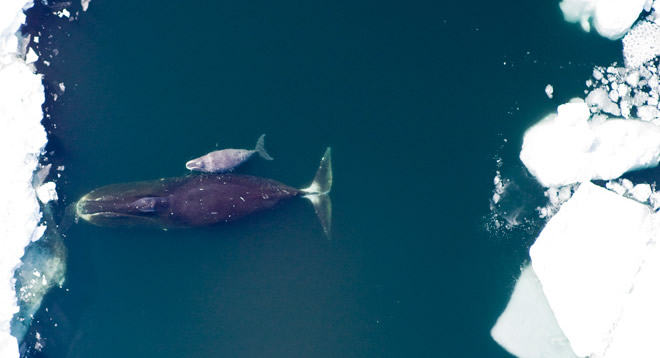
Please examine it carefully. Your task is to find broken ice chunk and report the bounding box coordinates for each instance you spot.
[530,182,658,357]
[491,265,579,358]
[36,182,58,204]
[545,84,554,99]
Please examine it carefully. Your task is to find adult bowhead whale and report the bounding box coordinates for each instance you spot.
[76,148,332,236]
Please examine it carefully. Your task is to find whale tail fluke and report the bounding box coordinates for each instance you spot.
[255,134,274,161]
[302,147,332,238]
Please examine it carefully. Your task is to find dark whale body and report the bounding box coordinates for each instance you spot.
[76,148,332,235]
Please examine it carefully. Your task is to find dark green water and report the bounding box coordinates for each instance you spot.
[24,0,621,357]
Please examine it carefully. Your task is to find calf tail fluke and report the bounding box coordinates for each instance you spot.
[255,134,274,160]
[302,147,332,238]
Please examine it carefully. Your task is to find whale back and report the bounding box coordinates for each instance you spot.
[76,174,301,229]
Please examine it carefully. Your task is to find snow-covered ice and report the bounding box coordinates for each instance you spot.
[494,1,660,357]
[623,20,660,68]
[559,0,648,39]
[530,182,657,357]
[520,100,660,187]
[36,182,58,204]
[0,1,50,357]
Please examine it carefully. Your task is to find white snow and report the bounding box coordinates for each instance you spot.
[530,182,660,357]
[559,0,648,39]
[520,100,660,187]
[0,1,49,357]
[491,265,579,358]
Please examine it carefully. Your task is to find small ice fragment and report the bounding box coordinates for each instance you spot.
[30,225,47,242]
[545,84,554,99]
[617,83,630,98]
[626,71,640,87]
[82,0,91,11]
[57,9,70,18]
[26,48,38,64]
[58,83,65,92]
[609,89,619,102]
[593,68,604,80]
[586,88,621,115]
[36,182,58,204]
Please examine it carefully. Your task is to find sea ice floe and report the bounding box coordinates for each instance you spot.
[0,1,49,357]
[530,181,660,357]
[495,1,660,358]
[520,100,660,187]
[559,0,648,39]
[623,20,660,68]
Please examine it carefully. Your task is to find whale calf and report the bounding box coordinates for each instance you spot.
[186,134,273,173]
[77,148,332,236]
